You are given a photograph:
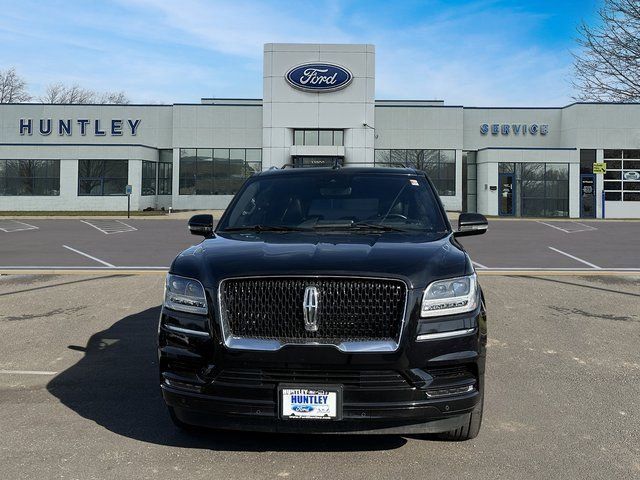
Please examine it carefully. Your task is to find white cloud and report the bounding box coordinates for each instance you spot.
[0,0,578,104]
[115,0,353,58]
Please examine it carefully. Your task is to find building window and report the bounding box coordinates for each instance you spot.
[78,160,128,196]
[374,149,456,196]
[499,162,569,217]
[179,148,262,195]
[293,129,344,146]
[580,149,596,174]
[0,159,60,196]
[158,149,173,195]
[141,161,157,196]
[462,151,477,213]
[604,149,640,201]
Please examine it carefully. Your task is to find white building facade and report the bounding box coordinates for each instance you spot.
[1,43,639,218]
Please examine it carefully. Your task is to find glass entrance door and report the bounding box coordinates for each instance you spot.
[580,174,596,218]
[498,173,515,216]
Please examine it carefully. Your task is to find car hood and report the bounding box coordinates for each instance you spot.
[171,231,472,290]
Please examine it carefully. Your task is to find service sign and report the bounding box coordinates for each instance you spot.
[285,63,353,92]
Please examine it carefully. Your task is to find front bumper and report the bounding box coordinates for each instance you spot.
[163,383,475,434]
[158,301,486,434]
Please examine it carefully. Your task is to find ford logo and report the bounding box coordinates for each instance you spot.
[623,171,640,181]
[292,405,314,413]
[285,63,353,92]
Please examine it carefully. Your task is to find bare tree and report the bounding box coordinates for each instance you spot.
[40,83,94,104]
[0,67,32,103]
[40,82,131,104]
[96,90,130,104]
[573,0,640,102]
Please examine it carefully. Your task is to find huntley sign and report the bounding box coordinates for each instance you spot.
[19,118,142,136]
[285,63,353,92]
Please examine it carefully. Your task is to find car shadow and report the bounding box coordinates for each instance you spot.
[46,306,407,452]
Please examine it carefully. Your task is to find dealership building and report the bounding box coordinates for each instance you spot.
[1,43,640,218]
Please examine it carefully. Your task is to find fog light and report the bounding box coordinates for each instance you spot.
[425,384,474,398]
[164,377,202,393]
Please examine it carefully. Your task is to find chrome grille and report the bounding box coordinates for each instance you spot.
[219,277,407,344]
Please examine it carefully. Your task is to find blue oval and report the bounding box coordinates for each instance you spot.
[285,63,353,92]
[292,404,314,413]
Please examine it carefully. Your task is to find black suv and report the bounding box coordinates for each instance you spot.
[159,167,488,440]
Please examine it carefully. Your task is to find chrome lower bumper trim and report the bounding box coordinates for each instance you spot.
[164,324,210,338]
[225,336,399,353]
[416,327,476,342]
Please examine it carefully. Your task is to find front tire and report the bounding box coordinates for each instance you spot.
[437,391,484,441]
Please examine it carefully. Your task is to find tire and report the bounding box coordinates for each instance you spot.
[436,392,484,441]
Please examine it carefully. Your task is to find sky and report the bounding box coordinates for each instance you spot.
[0,0,601,106]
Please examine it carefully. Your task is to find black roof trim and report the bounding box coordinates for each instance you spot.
[2,101,637,109]
[375,99,444,103]
[375,105,464,109]
[174,103,262,107]
[200,97,263,101]
[257,166,418,176]
[476,147,577,151]
[0,142,160,150]
[464,101,640,110]
[0,103,172,107]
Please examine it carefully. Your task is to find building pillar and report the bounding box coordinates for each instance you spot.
[568,155,580,219]
[596,149,604,218]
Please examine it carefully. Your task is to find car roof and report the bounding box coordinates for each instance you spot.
[256,166,420,177]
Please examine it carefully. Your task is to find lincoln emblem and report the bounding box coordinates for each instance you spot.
[303,286,319,332]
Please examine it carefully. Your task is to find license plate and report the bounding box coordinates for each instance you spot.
[280,386,341,420]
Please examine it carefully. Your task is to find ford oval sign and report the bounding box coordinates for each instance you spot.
[285,63,353,92]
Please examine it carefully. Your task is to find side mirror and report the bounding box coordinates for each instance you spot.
[454,213,488,237]
[188,214,214,237]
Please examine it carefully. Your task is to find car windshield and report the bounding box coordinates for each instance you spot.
[218,171,449,233]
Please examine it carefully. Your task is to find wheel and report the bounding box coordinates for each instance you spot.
[437,391,484,441]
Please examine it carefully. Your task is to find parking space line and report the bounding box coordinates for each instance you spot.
[572,222,598,232]
[537,221,597,234]
[548,246,601,269]
[0,369,57,375]
[80,219,137,234]
[537,221,570,232]
[0,220,39,233]
[472,261,488,269]
[62,245,116,268]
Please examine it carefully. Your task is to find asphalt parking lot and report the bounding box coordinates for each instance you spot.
[0,273,638,479]
[0,217,639,273]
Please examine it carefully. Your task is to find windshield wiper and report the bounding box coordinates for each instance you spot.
[222,225,311,232]
[312,222,407,232]
[351,222,407,232]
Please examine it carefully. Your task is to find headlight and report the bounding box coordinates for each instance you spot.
[421,273,478,317]
[164,274,208,315]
